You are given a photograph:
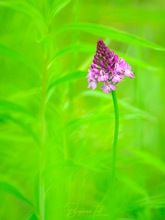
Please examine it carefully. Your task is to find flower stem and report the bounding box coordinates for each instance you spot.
[39,32,50,219]
[39,56,47,220]
[111,90,119,188]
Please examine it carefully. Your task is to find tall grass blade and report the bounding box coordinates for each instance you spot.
[59,23,165,51]
[0,44,39,73]
[48,70,86,91]
[0,180,38,217]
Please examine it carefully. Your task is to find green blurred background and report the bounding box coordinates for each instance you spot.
[0,0,165,219]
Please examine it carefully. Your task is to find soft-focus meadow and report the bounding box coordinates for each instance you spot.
[0,0,165,219]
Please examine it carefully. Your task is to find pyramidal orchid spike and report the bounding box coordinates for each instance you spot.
[87,40,135,93]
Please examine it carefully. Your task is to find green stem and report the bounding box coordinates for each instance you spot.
[39,54,48,220]
[111,90,119,188]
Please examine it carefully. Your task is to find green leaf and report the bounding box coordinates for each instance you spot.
[48,0,72,24]
[0,180,38,217]
[81,91,157,122]
[0,114,39,144]
[48,44,95,68]
[9,88,40,100]
[58,23,165,51]
[25,213,38,220]
[133,150,165,175]
[48,70,86,90]
[0,100,32,115]
[116,50,158,71]
[0,0,45,31]
[135,194,165,208]
[0,43,39,73]
[117,172,148,197]
[66,114,114,128]
[86,5,165,25]
[48,44,157,71]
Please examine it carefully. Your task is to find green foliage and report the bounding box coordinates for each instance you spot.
[0,0,165,220]
[59,22,165,51]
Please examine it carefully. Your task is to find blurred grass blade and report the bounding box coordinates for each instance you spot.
[0,100,33,116]
[81,91,157,122]
[9,88,40,100]
[117,172,148,197]
[116,50,158,71]
[48,44,95,68]
[48,44,157,70]
[25,213,38,220]
[86,5,165,26]
[58,23,165,51]
[66,114,114,128]
[0,43,39,73]
[48,0,72,23]
[135,194,165,208]
[119,99,157,122]
[0,0,45,30]
[48,70,86,90]
[0,180,38,217]
[0,114,39,144]
[0,0,43,20]
[0,100,39,143]
[134,150,165,175]
[66,113,154,130]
